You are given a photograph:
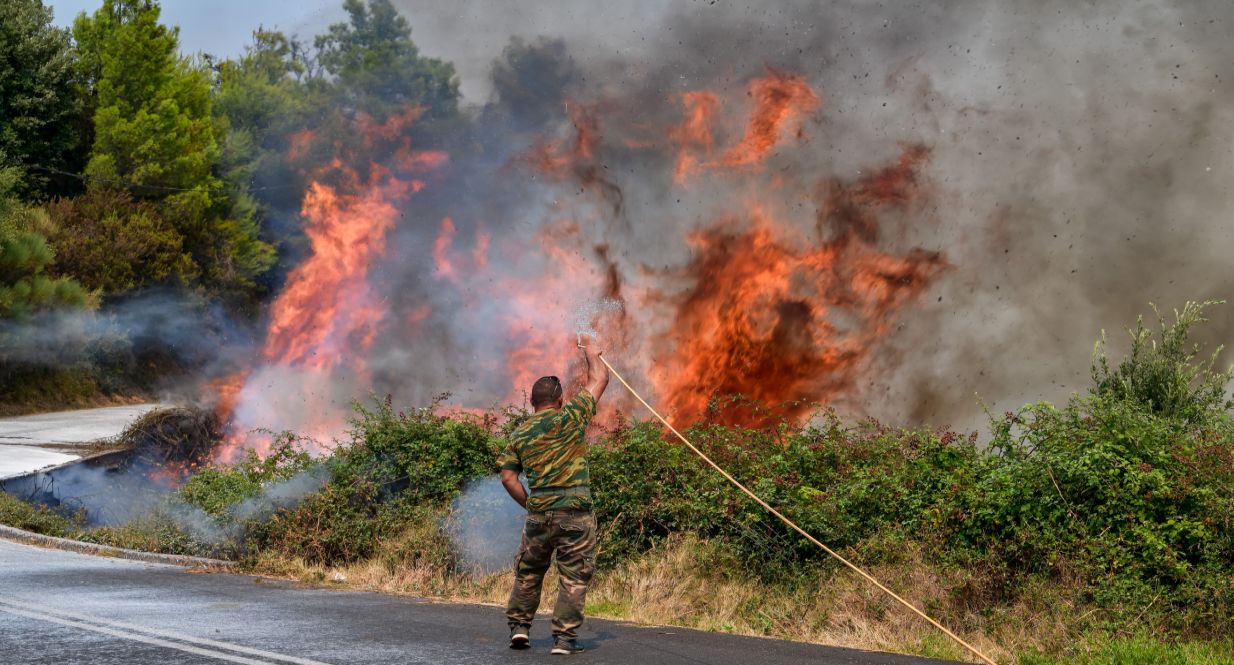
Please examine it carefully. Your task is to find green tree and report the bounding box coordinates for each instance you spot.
[73,0,212,191]
[314,0,459,121]
[0,0,82,198]
[0,168,89,319]
[214,29,309,141]
[72,0,274,306]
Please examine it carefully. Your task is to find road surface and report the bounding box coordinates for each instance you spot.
[0,539,960,665]
[0,405,161,479]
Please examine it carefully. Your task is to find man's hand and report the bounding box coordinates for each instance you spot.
[578,334,609,401]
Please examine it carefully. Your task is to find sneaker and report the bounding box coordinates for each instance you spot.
[551,638,584,655]
[509,624,530,649]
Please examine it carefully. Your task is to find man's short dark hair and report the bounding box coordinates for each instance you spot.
[530,376,563,407]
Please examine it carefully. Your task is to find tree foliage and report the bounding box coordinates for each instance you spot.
[0,0,81,198]
[1092,301,1233,424]
[315,0,459,121]
[0,167,89,320]
[44,186,195,294]
[72,0,274,306]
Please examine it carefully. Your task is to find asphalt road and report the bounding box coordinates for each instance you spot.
[0,405,161,479]
[0,539,962,665]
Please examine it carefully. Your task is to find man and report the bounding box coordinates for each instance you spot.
[498,338,609,655]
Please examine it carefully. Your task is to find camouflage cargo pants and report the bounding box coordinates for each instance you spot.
[506,509,597,640]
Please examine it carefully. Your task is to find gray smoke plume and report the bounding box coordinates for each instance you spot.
[149,467,330,548]
[0,290,253,406]
[223,0,1234,443]
[380,1,1234,430]
[444,475,525,573]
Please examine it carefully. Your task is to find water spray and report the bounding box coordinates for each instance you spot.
[577,323,1000,665]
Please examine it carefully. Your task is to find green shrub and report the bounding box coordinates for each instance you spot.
[179,432,314,518]
[0,167,90,320]
[44,187,197,294]
[590,415,982,579]
[249,397,499,564]
[76,509,215,557]
[0,490,78,536]
[1018,636,1234,665]
[1092,301,1233,425]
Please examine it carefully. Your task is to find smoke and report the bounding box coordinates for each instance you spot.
[444,475,525,573]
[145,466,330,547]
[0,290,253,404]
[3,462,166,527]
[397,0,1234,429]
[231,466,331,522]
[213,0,1234,447]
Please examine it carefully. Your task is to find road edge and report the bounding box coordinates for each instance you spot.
[0,523,235,570]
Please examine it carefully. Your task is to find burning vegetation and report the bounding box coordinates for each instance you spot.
[6,1,1234,663]
[213,65,949,456]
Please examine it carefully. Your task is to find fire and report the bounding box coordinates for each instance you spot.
[509,71,941,428]
[263,172,414,369]
[433,217,458,280]
[650,147,945,427]
[670,91,719,184]
[212,66,946,459]
[214,107,447,459]
[718,69,820,167]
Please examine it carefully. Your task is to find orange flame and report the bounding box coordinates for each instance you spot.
[718,68,820,167]
[214,107,447,459]
[650,149,946,427]
[669,91,719,184]
[212,67,943,457]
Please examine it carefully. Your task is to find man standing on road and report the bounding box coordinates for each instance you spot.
[498,338,609,655]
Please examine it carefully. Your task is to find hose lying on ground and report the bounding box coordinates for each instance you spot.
[597,353,1000,665]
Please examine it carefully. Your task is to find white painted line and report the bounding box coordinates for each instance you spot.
[0,603,280,665]
[0,597,334,665]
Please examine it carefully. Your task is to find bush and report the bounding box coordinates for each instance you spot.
[0,167,90,320]
[179,432,313,518]
[44,186,197,295]
[0,490,78,536]
[76,509,215,557]
[1092,301,1233,424]
[590,416,982,578]
[246,397,499,564]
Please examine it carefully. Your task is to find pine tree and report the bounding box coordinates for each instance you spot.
[315,0,460,121]
[0,168,89,320]
[72,0,273,307]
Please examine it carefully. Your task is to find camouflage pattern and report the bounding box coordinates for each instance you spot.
[497,389,596,512]
[506,509,597,639]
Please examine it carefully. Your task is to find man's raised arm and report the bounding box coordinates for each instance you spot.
[581,337,609,401]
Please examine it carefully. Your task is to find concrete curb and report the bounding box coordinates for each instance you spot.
[0,524,235,571]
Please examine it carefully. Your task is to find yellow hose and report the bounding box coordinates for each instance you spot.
[597,354,1000,665]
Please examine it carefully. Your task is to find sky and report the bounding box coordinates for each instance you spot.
[47,0,342,61]
[45,0,693,103]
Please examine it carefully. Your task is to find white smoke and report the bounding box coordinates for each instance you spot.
[443,474,525,573]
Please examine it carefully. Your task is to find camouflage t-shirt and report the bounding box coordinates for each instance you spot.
[498,389,596,512]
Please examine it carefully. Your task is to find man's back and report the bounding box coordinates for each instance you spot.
[498,389,596,512]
